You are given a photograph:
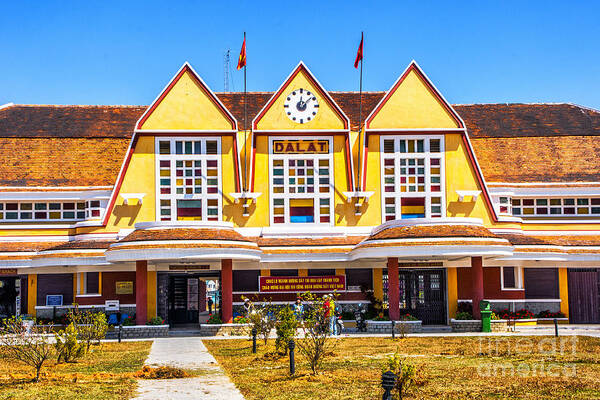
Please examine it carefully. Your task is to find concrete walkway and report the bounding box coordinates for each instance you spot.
[134,337,245,400]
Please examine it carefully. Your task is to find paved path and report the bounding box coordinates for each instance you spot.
[134,337,245,400]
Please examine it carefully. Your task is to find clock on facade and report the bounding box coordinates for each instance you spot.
[284,88,319,124]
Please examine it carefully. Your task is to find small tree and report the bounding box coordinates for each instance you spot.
[382,353,416,400]
[275,306,298,355]
[55,322,85,363]
[295,292,337,374]
[246,299,276,346]
[0,316,54,382]
[69,308,108,352]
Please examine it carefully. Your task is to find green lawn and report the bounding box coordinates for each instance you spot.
[205,336,600,400]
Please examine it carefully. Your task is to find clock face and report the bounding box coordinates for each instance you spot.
[283,88,319,124]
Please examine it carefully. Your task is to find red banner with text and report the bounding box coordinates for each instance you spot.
[259,275,346,293]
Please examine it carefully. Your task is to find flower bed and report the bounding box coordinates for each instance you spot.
[199,323,251,336]
[366,320,422,334]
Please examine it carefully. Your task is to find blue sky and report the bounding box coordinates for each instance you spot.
[1,1,599,108]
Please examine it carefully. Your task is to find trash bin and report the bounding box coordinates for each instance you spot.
[480,300,491,333]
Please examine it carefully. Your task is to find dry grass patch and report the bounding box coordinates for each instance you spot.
[205,336,600,400]
[0,341,152,400]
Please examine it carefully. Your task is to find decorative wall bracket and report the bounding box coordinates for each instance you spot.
[230,192,262,216]
[343,191,375,215]
[121,193,146,205]
[456,190,481,202]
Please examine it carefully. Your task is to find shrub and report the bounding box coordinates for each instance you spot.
[206,314,222,324]
[490,312,500,320]
[246,300,276,346]
[148,317,165,325]
[537,310,566,318]
[457,301,473,314]
[382,352,417,400]
[55,322,85,363]
[295,292,337,375]
[399,313,418,321]
[233,315,248,324]
[0,316,54,382]
[69,309,109,351]
[496,309,535,320]
[122,316,136,326]
[373,314,390,321]
[455,311,474,320]
[275,306,298,355]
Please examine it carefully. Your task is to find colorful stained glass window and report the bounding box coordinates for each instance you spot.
[270,138,333,225]
[381,137,445,221]
[512,197,600,217]
[0,202,87,221]
[156,138,221,222]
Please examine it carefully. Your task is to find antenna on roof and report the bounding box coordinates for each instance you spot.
[224,50,231,92]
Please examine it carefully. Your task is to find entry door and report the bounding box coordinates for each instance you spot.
[0,278,17,318]
[568,269,600,323]
[168,276,199,324]
[398,269,446,325]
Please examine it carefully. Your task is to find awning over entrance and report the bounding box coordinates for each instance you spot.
[351,218,513,260]
[105,221,261,263]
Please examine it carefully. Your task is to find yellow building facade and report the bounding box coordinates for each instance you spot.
[1,60,599,326]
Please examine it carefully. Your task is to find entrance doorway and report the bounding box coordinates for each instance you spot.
[158,271,221,326]
[0,277,18,318]
[568,269,600,323]
[397,269,446,325]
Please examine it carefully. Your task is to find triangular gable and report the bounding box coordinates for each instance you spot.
[136,62,237,131]
[252,61,349,131]
[365,61,464,130]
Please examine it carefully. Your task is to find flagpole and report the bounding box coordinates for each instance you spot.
[243,32,247,193]
[357,32,363,193]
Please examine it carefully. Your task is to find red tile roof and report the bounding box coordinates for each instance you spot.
[0,99,598,187]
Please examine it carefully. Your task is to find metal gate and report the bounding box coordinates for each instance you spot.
[568,269,600,324]
[398,269,446,325]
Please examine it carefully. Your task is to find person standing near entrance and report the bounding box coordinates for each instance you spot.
[207,297,214,314]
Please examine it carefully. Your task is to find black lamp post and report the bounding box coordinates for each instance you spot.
[288,339,296,375]
[381,370,397,400]
[252,327,257,353]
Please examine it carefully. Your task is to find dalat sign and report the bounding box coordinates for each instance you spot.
[273,139,329,154]
[259,275,346,293]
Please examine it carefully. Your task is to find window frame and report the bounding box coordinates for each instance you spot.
[268,136,334,226]
[379,135,446,222]
[154,137,223,223]
[512,197,600,217]
[0,201,87,222]
[500,266,523,290]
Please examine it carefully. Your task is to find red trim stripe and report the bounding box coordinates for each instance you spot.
[136,64,236,131]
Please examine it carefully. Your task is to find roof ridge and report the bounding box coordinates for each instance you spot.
[6,104,147,108]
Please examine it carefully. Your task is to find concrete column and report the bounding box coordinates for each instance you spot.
[221,259,233,323]
[387,257,400,321]
[447,267,458,321]
[136,260,148,325]
[471,256,484,319]
[199,280,207,313]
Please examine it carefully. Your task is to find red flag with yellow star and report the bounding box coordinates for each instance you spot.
[237,35,246,70]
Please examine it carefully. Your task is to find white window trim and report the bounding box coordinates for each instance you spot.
[379,135,446,222]
[268,136,334,226]
[500,266,524,290]
[155,137,223,222]
[512,197,600,218]
[0,201,88,222]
